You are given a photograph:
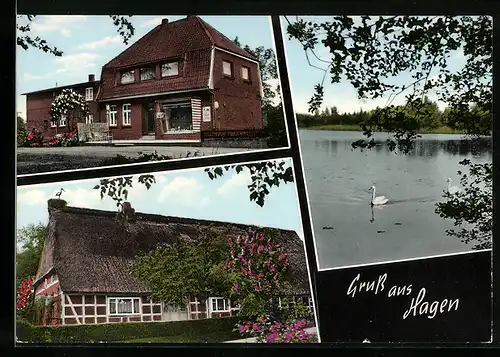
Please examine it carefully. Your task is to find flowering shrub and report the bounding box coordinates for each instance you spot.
[22,128,44,148]
[235,316,317,343]
[17,276,34,311]
[49,89,89,125]
[47,136,61,147]
[224,232,290,297]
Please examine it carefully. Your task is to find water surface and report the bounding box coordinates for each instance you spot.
[299,130,492,270]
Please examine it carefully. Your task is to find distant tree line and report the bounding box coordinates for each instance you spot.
[295,96,486,131]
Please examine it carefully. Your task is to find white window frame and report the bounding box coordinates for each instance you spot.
[121,70,135,84]
[108,105,117,127]
[107,297,141,316]
[59,115,66,127]
[51,120,57,128]
[85,87,93,101]
[241,66,249,80]
[222,60,232,77]
[209,297,230,313]
[161,62,179,77]
[122,103,131,126]
[86,114,93,124]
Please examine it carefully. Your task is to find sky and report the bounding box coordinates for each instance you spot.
[16,15,278,119]
[16,158,304,249]
[280,16,469,115]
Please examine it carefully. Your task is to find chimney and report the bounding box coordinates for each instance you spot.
[88,74,95,82]
[161,18,169,26]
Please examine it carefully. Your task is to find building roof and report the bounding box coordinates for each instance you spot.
[36,205,310,296]
[22,80,100,96]
[103,16,257,69]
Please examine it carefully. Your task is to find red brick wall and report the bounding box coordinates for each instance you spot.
[98,101,143,140]
[211,49,263,130]
[25,84,100,139]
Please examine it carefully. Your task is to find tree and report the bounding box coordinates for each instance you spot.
[49,89,90,132]
[129,229,233,307]
[16,223,47,288]
[17,15,135,57]
[285,15,492,248]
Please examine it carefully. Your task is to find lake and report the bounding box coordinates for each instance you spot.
[299,130,493,270]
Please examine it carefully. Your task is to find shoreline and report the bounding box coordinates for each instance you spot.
[297,125,474,135]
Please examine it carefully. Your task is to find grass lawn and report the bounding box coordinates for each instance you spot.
[299,124,470,135]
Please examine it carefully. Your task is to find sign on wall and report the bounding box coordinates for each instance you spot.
[202,106,211,122]
[315,250,492,343]
[156,112,165,119]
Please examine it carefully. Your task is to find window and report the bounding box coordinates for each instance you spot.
[108,105,117,126]
[51,120,57,128]
[108,297,140,315]
[59,115,66,127]
[222,60,232,77]
[140,67,156,81]
[209,297,230,313]
[122,103,131,125]
[161,62,179,77]
[86,114,93,124]
[241,66,250,81]
[85,87,93,101]
[121,70,135,84]
[161,102,192,132]
[164,304,187,312]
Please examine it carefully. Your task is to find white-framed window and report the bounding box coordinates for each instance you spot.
[51,120,57,128]
[140,67,156,81]
[108,105,117,126]
[164,303,187,312]
[161,62,179,77]
[209,297,230,313]
[121,70,135,84]
[122,103,131,125]
[86,114,93,124]
[241,66,250,80]
[59,115,66,127]
[108,297,141,315]
[85,87,93,101]
[222,60,232,77]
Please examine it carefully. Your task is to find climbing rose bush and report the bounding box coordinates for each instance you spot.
[49,88,89,126]
[235,316,317,343]
[224,232,290,296]
[16,276,34,311]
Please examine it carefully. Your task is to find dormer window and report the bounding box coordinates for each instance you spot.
[140,67,155,81]
[121,70,135,84]
[161,62,179,77]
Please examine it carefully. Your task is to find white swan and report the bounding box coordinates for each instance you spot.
[369,185,388,206]
[446,177,461,194]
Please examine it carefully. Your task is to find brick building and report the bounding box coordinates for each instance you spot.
[23,16,264,143]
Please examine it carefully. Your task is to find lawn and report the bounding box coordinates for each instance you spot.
[121,333,238,343]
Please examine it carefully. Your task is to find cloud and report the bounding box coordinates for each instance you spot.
[140,17,164,28]
[17,189,48,206]
[23,72,52,80]
[157,176,210,207]
[216,170,252,197]
[77,35,123,50]
[30,15,87,38]
[55,53,99,75]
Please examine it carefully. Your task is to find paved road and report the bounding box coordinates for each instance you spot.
[17,145,255,175]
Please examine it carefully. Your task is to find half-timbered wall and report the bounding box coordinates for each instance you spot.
[62,294,162,325]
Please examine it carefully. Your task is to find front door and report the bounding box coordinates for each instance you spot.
[142,103,156,135]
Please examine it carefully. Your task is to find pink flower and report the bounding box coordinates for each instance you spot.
[279,253,287,261]
[233,283,239,292]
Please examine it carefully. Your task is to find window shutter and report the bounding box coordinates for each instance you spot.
[191,98,201,131]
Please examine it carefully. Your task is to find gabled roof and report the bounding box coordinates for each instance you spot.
[103,16,257,70]
[22,80,101,96]
[36,206,310,296]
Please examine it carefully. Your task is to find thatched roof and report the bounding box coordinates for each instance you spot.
[35,206,310,296]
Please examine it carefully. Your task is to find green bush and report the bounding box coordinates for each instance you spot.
[16,315,245,343]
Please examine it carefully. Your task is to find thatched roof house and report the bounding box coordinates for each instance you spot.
[34,203,312,325]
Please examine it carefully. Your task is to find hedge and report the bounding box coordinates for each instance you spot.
[16,315,245,343]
